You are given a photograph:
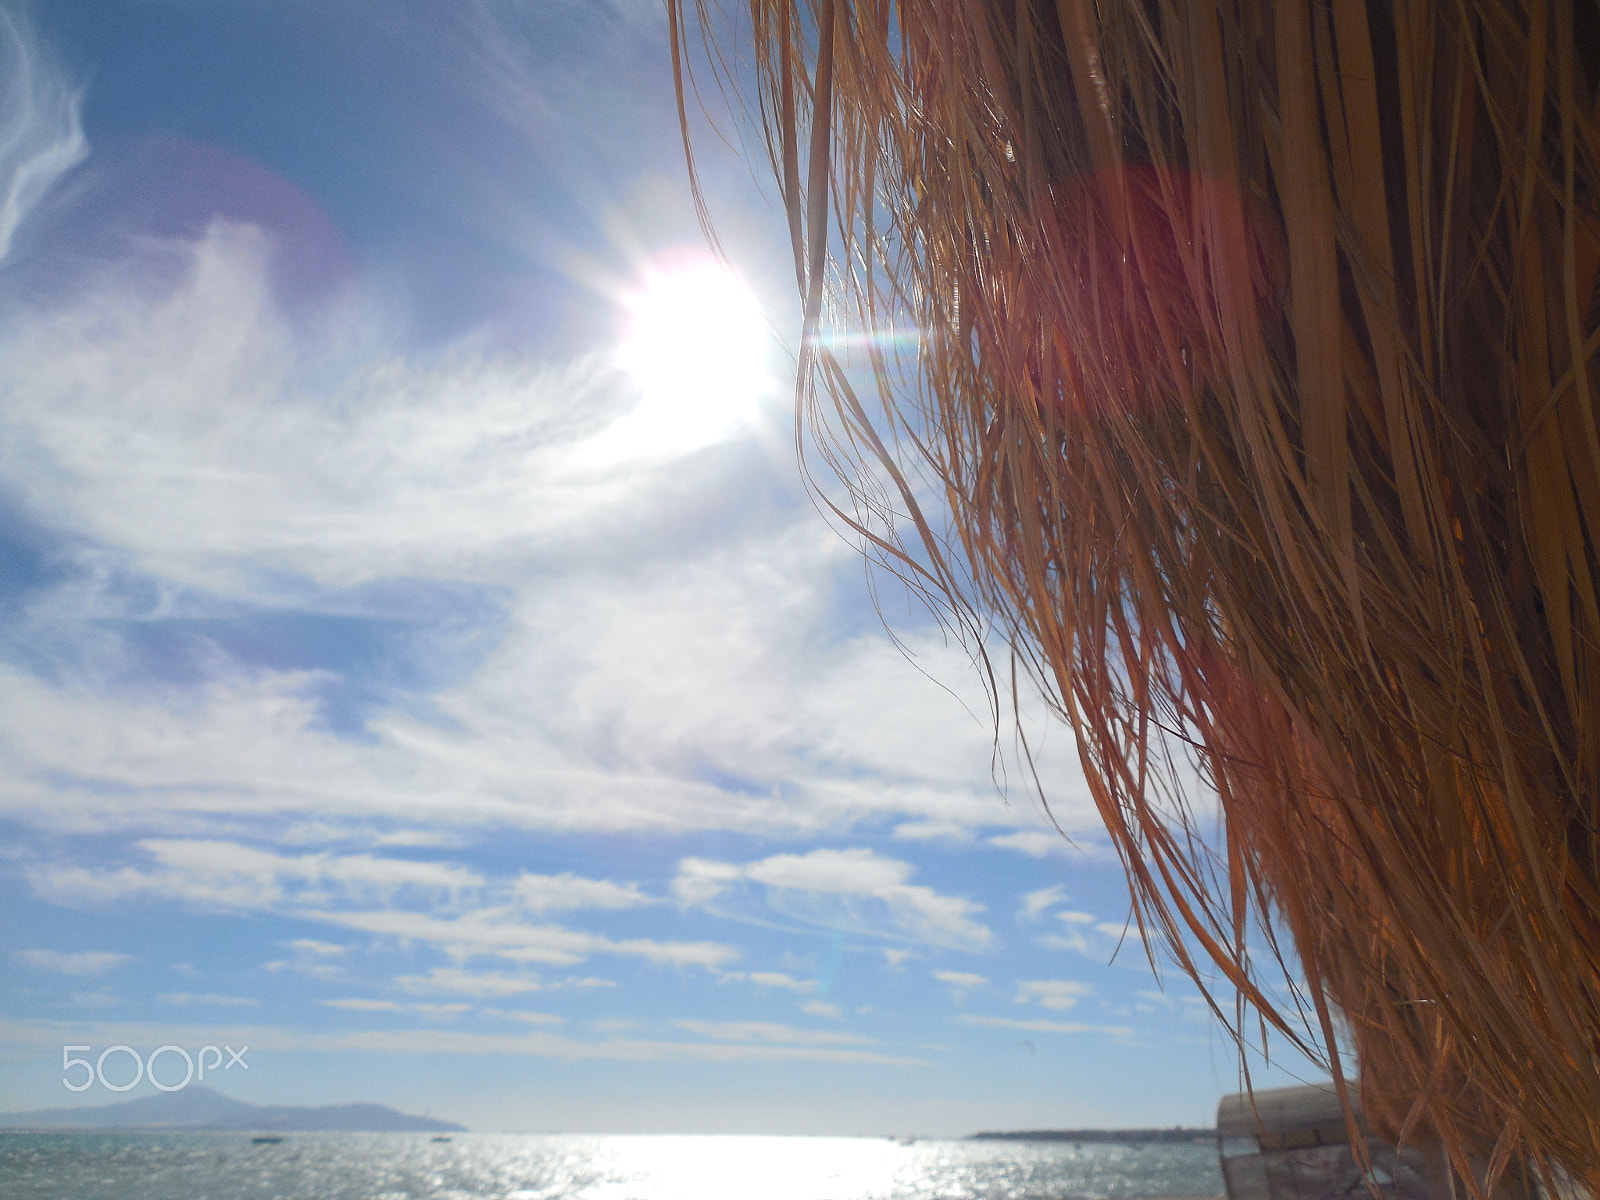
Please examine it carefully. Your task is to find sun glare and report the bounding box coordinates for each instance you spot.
[595,252,773,461]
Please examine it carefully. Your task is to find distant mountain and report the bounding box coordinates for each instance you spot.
[969,1127,1215,1144]
[0,1084,465,1133]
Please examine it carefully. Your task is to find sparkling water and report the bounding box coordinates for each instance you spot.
[0,1131,1225,1200]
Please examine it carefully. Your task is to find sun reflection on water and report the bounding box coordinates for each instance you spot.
[586,1135,905,1200]
[0,1130,1225,1200]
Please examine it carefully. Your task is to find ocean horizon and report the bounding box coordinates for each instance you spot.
[0,1129,1227,1200]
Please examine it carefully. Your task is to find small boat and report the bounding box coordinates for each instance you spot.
[431,1136,452,1143]
[251,1135,285,1145]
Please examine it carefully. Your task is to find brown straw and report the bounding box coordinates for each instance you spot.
[672,1,1600,1191]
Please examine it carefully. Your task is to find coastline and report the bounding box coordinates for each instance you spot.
[968,1128,1216,1145]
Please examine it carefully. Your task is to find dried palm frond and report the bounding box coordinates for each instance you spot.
[672,0,1600,1190]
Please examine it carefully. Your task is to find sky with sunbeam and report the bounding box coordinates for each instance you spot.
[0,0,1317,1134]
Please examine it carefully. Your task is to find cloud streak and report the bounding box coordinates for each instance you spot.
[959,1014,1133,1038]
[675,847,991,950]
[29,839,483,911]
[0,1015,927,1067]
[15,950,129,976]
[312,908,737,971]
[673,1020,874,1047]
[0,8,85,262]
[515,872,650,914]
[1015,980,1092,1011]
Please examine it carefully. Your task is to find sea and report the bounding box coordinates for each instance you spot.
[0,1132,1225,1200]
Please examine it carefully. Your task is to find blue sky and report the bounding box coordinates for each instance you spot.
[0,0,1320,1135]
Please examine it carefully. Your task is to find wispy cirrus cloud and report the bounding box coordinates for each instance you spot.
[959,1014,1132,1038]
[396,968,545,997]
[28,839,483,911]
[487,1009,564,1027]
[515,872,650,914]
[721,971,815,992]
[286,939,346,958]
[0,217,1092,850]
[322,998,404,1012]
[986,831,1070,858]
[0,8,86,262]
[313,907,737,971]
[1015,980,1093,1011]
[15,949,129,976]
[0,1014,928,1067]
[674,847,991,950]
[673,1020,875,1047]
[157,993,259,1007]
[1039,930,1094,956]
[1018,885,1066,920]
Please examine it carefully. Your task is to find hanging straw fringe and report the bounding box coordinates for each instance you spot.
[673,0,1600,1190]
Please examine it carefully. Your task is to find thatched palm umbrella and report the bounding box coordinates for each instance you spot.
[672,1,1600,1192]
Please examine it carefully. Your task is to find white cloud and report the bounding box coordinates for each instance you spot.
[0,592,1080,849]
[749,971,814,991]
[412,1002,472,1018]
[987,831,1069,857]
[1059,911,1097,925]
[933,971,987,989]
[0,1013,927,1066]
[286,939,346,957]
[262,938,348,981]
[314,908,737,971]
[1015,980,1092,1011]
[15,949,130,976]
[1130,989,1210,1021]
[959,1014,1132,1037]
[744,848,909,894]
[374,830,464,848]
[1038,930,1093,956]
[158,993,259,1007]
[0,167,1116,856]
[673,858,746,906]
[794,635,996,794]
[27,839,482,911]
[799,1000,841,1018]
[0,222,634,592]
[492,1010,564,1027]
[322,998,404,1012]
[0,8,87,263]
[515,872,649,914]
[1096,921,1143,942]
[723,971,815,993]
[27,837,734,977]
[674,1020,874,1047]
[396,968,543,997]
[674,847,990,950]
[1019,885,1065,919]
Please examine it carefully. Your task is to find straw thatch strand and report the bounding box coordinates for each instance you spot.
[674,0,1600,1189]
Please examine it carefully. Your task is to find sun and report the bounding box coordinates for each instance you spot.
[599,251,774,459]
